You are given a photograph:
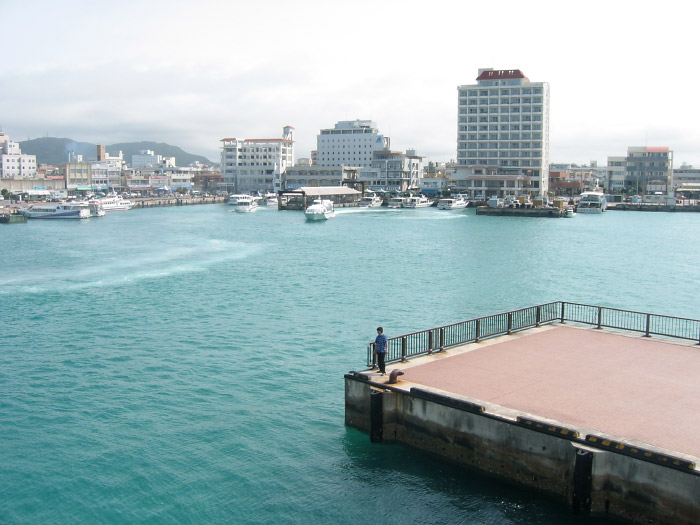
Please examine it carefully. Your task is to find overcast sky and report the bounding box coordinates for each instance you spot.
[2,0,698,167]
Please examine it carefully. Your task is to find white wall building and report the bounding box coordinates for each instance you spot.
[131,150,163,169]
[457,68,550,195]
[0,132,37,179]
[220,126,294,193]
[357,149,423,191]
[606,156,626,192]
[316,120,389,168]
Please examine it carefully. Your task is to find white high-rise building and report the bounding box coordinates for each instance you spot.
[220,126,294,193]
[457,68,550,195]
[0,132,37,179]
[316,120,389,168]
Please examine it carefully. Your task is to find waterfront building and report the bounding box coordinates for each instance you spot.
[220,126,294,194]
[316,120,389,168]
[63,161,93,191]
[548,163,599,197]
[671,164,700,195]
[357,149,423,192]
[0,132,37,179]
[419,176,448,196]
[457,68,550,195]
[91,146,125,190]
[451,165,529,199]
[625,147,673,195]
[281,165,357,190]
[607,156,626,193]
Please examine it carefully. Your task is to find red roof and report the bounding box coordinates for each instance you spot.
[646,147,669,153]
[476,69,526,81]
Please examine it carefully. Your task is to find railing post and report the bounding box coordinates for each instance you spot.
[536,306,541,327]
[370,343,376,368]
[428,330,433,354]
[439,327,445,350]
[560,302,566,323]
[475,319,481,342]
[507,312,513,334]
[595,306,602,329]
[401,336,407,362]
[644,313,651,337]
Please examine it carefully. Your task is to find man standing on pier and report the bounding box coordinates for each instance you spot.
[375,327,388,375]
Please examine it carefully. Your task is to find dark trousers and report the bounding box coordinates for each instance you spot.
[377,352,386,373]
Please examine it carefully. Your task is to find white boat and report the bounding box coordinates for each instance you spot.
[19,203,91,219]
[358,194,383,207]
[437,196,468,210]
[227,194,250,206]
[90,194,133,211]
[564,206,576,218]
[234,195,259,212]
[262,192,278,206]
[387,196,408,208]
[304,199,335,221]
[577,192,607,214]
[402,195,433,208]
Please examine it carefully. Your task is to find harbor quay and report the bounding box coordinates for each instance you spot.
[345,303,700,524]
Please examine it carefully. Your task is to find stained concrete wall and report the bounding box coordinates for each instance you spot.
[345,375,700,524]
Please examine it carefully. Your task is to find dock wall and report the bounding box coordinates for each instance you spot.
[345,374,700,524]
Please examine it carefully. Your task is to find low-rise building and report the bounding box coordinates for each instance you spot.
[357,149,423,192]
[626,146,673,194]
[452,165,529,199]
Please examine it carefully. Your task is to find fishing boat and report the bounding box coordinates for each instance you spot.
[304,199,335,221]
[402,195,433,208]
[437,196,468,210]
[358,194,383,207]
[387,196,408,208]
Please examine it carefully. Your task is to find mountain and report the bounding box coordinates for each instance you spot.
[18,137,214,167]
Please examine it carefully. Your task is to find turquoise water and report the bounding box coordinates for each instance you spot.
[1,205,699,524]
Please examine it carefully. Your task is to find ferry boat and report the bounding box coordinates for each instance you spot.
[227,194,250,206]
[358,194,383,207]
[304,199,335,221]
[577,192,607,214]
[387,196,408,208]
[437,196,468,210]
[402,195,433,208]
[19,203,91,219]
[90,194,133,211]
[234,195,259,212]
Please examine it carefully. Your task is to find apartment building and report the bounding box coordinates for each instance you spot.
[220,126,294,193]
[316,120,389,168]
[456,68,550,195]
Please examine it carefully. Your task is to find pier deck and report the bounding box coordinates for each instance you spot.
[383,324,700,459]
[346,320,700,523]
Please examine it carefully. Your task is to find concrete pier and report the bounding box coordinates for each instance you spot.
[345,324,700,524]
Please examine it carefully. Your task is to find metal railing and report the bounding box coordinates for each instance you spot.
[367,301,700,367]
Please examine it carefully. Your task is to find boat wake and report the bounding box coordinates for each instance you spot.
[0,240,261,295]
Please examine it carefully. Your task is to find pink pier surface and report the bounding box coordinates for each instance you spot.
[399,325,700,458]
